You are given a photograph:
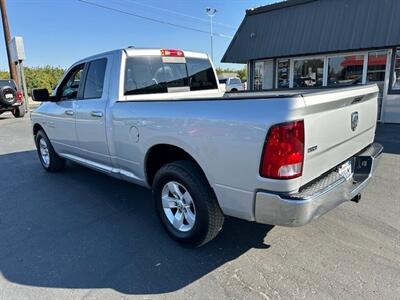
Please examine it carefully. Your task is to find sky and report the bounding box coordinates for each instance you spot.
[0,0,274,71]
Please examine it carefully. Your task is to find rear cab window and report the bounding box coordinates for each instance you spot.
[124,51,218,97]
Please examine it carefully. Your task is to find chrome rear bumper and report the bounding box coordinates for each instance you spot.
[255,143,383,227]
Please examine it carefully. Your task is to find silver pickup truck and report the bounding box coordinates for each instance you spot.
[31,48,382,246]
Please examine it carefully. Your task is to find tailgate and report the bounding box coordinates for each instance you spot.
[301,84,379,186]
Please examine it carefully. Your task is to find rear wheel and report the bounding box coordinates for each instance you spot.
[35,130,66,172]
[153,160,224,247]
[12,106,25,118]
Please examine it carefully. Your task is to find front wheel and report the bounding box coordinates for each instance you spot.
[35,130,66,172]
[153,160,224,247]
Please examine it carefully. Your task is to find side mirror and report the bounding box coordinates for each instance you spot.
[31,88,57,102]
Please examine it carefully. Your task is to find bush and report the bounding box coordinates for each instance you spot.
[0,66,65,95]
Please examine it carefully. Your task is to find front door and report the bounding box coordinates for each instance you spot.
[367,50,389,121]
[44,64,84,156]
[75,57,111,167]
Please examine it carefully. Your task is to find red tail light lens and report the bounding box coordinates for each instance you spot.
[160,49,184,57]
[260,120,304,179]
[16,91,24,103]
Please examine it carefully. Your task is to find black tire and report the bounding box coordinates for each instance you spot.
[0,86,17,106]
[12,106,25,118]
[230,88,238,92]
[153,160,224,247]
[35,130,66,172]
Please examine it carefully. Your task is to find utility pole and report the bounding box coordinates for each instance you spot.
[0,0,18,85]
[206,7,217,63]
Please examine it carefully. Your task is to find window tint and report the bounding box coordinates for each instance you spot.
[163,63,188,90]
[328,55,364,86]
[186,57,218,91]
[84,58,107,99]
[293,58,324,87]
[219,79,227,84]
[125,56,167,95]
[60,65,84,100]
[124,56,217,96]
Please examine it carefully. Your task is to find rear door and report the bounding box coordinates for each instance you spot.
[75,57,111,167]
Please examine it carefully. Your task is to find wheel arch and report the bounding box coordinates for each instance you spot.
[33,123,45,138]
[144,143,212,188]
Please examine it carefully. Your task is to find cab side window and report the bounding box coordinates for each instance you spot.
[83,58,107,99]
[59,65,84,100]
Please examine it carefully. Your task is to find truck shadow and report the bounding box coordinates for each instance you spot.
[375,123,400,155]
[0,150,273,295]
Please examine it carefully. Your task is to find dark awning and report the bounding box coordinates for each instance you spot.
[222,0,400,63]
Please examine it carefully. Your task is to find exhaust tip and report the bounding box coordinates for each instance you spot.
[351,194,361,203]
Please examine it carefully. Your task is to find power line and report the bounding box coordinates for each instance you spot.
[77,0,233,39]
[126,0,236,30]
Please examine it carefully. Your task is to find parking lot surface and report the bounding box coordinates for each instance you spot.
[0,113,399,300]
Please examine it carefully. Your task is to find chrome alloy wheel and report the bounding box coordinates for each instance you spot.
[39,138,50,167]
[161,181,196,232]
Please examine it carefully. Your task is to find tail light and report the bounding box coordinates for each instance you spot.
[160,49,184,57]
[16,91,24,103]
[260,120,304,179]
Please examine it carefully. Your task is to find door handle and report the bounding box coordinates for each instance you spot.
[90,111,103,118]
[64,110,74,116]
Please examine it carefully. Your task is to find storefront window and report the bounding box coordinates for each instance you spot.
[253,61,264,90]
[277,59,290,88]
[293,58,324,87]
[367,51,387,82]
[392,48,400,91]
[327,55,364,86]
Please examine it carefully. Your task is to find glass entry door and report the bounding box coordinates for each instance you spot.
[253,60,274,90]
[367,50,388,120]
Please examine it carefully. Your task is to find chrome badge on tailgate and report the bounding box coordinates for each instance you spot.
[351,111,359,131]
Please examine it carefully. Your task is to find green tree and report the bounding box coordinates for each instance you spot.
[237,67,247,82]
[0,70,9,80]
[216,66,247,81]
[0,66,65,95]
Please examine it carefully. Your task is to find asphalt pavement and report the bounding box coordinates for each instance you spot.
[0,112,399,300]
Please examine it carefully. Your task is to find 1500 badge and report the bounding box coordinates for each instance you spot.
[308,145,318,153]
